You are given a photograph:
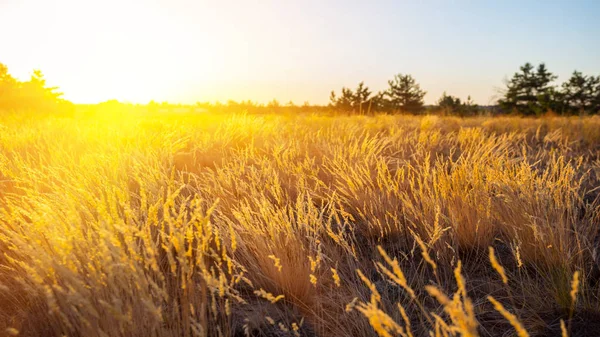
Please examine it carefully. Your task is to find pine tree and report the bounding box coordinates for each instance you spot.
[0,63,18,108]
[499,62,557,115]
[437,92,462,115]
[330,82,373,113]
[561,71,599,114]
[385,74,426,113]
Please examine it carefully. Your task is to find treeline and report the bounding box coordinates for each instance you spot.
[0,63,72,112]
[500,63,600,115]
[329,63,600,115]
[329,74,427,114]
[328,75,486,116]
[2,61,599,116]
[158,99,331,114]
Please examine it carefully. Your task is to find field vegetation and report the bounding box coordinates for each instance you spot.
[1,110,599,336]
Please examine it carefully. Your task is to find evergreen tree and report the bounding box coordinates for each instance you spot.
[385,74,426,113]
[22,70,64,106]
[436,92,479,116]
[0,63,71,112]
[463,95,480,116]
[330,82,373,113]
[592,76,600,114]
[499,62,557,115]
[0,63,18,108]
[369,91,390,113]
[437,92,462,115]
[561,71,599,114]
[353,82,372,113]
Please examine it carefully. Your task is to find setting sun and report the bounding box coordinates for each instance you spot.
[2,0,597,105]
[2,0,242,103]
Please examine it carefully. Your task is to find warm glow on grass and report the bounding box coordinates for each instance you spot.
[1,111,599,336]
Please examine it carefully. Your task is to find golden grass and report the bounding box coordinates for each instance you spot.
[1,111,599,336]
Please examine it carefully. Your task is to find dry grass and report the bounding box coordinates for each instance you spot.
[1,111,599,336]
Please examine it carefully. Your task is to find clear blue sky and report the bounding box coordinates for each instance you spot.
[1,0,598,105]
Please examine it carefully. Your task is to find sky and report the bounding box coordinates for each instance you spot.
[0,0,599,105]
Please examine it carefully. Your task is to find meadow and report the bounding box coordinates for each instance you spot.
[1,111,599,337]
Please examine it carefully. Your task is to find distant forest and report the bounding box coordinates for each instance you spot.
[1,62,599,116]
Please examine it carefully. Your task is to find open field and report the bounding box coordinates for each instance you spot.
[1,112,600,337]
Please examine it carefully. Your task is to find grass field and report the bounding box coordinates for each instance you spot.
[1,111,599,337]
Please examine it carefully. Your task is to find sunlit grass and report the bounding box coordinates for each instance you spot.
[1,111,599,336]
